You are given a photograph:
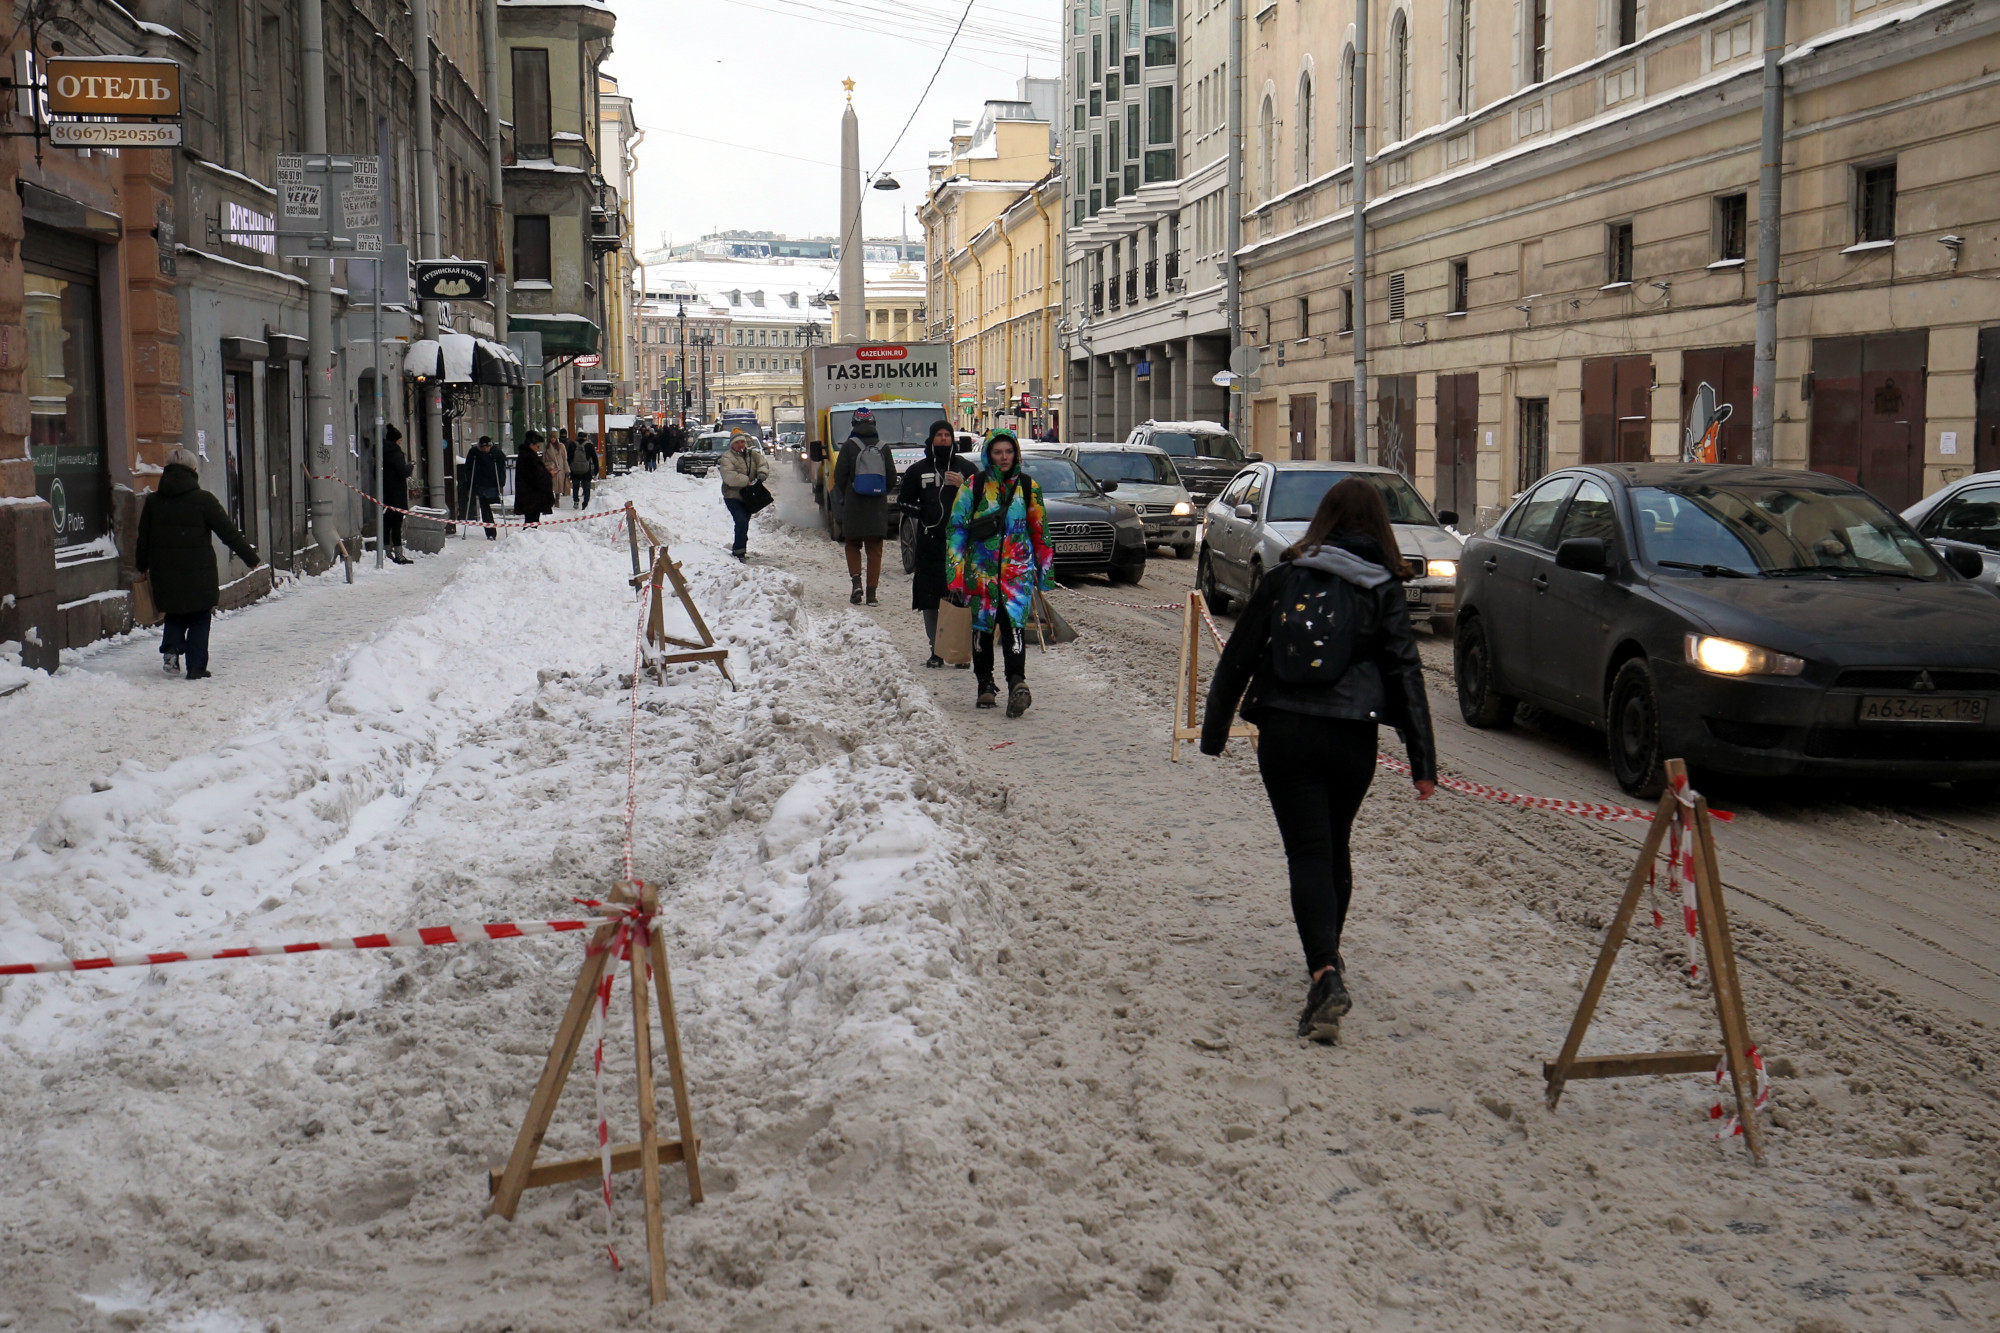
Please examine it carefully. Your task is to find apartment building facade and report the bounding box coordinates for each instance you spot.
[1238,0,2000,522]
[1062,0,1233,441]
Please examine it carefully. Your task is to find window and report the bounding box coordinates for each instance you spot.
[1501,475,1577,547]
[1528,0,1549,83]
[1557,479,1616,544]
[1716,193,1747,261]
[1092,133,1103,183]
[1107,70,1121,100]
[1126,54,1140,84]
[1126,103,1140,155]
[1616,0,1638,47]
[1857,162,1897,243]
[1294,73,1314,184]
[1713,17,1753,63]
[1339,286,1354,332]
[1256,94,1275,197]
[1145,34,1176,65]
[1388,271,1407,321]
[1448,258,1470,313]
[1389,12,1411,140]
[1148,84,1174,144]
[1092,33,1102,82]
[1517,397,1549,484]
[1296,296,1310,338]
[1449,0,1472,115]
[1074,103,1085,130]
[511,48,551,158]
[1149,0,1172,23]
[1108,122,1121,195]
[1108,14,1119,54]
[1089,88,1102,117]
[1607,221,1634,284]
[513,214,551,281]
[1337,45,1355,165]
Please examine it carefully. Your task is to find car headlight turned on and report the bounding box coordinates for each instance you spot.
[1171,500,1194,516]
[1684,633,1806,677]
[1426,559,1457,580]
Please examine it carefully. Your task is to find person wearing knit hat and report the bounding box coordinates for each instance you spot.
[717,429,770,560]
[833,406,897,603]
[896,419,969,666]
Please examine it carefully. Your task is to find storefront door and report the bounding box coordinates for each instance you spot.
[24,228,105,552]
[223,367,256,551]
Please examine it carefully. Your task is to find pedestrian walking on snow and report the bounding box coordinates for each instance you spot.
[380,424,414,563]
[545,427,571,506]
[463,435,507,539]
[515,430,557,525]
[569,431,597,510]
[833,406,897,605]
[718,430,770,560]
[1201,477,1438,1042]
[135,447,262,680]
[899,419,968,667]
[946,428,1053,716]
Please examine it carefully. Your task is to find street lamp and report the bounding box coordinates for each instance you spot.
[676,300,688,432]
[691,331,715,424]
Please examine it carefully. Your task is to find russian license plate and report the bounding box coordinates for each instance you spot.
[1857,695,1987,724]
[1055,541,1106,555]
[1404,585,1425,604]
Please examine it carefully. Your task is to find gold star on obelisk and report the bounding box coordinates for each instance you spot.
[842,77,855,101]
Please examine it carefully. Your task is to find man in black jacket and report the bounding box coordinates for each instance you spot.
[462,435,507,538]
[896,420,974,665]
[381,424,414,563]
[135,448,261,679]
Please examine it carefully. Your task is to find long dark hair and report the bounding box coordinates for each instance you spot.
[1283,476,1413,579]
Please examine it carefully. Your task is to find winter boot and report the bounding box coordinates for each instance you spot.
[161,653,180,676]
[850,575,864,605]
[1297,963,1351,1042]
[865,586,879,606]
[1006,680,1032,718]
[976,678,999,709]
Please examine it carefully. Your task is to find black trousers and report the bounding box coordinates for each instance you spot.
[476,495,498,538]
[384,509,404,550]
[572,474,592,508]
[1255,711,1379,974]
[972,611,1026,685]
[161,610,212,675]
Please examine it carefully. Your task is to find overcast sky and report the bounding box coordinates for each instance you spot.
[603,0,1062,251]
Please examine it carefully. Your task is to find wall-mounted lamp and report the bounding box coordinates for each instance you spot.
[1939,234,1965,270]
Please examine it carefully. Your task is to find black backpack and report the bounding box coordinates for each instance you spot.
[1268,562,1378,684]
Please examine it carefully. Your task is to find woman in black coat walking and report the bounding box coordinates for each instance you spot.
[135,448,261,680]
[896,420,968,667]
[515,430,557,525]
[1201,477,1438,1042]
[381,425,414,563]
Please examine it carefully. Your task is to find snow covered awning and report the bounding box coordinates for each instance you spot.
[507,312,600,357]
[403,334,523,387]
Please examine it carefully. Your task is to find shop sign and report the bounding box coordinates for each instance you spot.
[46,57,181,117]
[414,261,490,300]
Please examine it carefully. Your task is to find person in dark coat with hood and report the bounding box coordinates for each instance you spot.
[135,447,261,680]
[897,419,969,667]
[515,430,556,525]
[832,406,896,604]
[1201,477,1438,1043]
[381,424,414,563]
[462,435,507,538]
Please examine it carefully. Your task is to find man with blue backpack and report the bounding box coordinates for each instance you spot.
[833,406,897,604]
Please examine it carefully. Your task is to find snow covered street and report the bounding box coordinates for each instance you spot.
[1,471,1995,1331]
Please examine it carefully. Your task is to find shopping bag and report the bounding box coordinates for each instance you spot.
[129,573,162,627]
[935,599,973,665]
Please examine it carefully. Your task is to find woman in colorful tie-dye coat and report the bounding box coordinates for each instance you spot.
[946,429,1055,716]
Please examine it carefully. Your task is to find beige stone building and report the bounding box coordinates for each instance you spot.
[923,85,1068,437]
[1239,0,2000,521]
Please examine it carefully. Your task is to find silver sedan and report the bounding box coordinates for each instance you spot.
[1197,461,1465,633]
[1902,469,2000,593]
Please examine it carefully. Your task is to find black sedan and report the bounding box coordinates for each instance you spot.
[1019,451,1148,585]
[1453,464,2000,795]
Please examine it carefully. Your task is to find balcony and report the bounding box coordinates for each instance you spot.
[1144,258,1157,300]
[1091,281,1104,315]
[1108,275,1121,310]
[1165,251,1180,287]
[1124,271,1138,305]
[589,205,622,255]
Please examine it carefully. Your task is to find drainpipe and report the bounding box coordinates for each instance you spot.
[412,0,446,505]
[302,0,339,558]
[1751,0,1787,467]
[1353,0,1371,464]
[482,0,512,449]
[1225,0,1243,437]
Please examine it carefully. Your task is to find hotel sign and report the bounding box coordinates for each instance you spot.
[45,58,182,117]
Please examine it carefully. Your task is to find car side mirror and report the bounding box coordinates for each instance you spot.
[1436,509,1460,527]
[1555,537,1608,572]
[808,441,826,462]
[1245,452,1264,463]
[1938,542,1985,579]
[1234,503,1255,519]
[1097,479,1119,493]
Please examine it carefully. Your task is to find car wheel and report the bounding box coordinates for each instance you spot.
[1455,616,1517,729]
[1248,557,1264,594]
[1607,658,1667,799]
[1428,615,1455,638]
[1110,556,1145,586]
[1175,540,1196,560]
[1198,550,1231,613]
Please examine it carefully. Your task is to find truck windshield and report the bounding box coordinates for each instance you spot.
[1151,430,1244,463]
[1075,451,1179,486]
[1267,471,1439,525]
[830,406,941,447]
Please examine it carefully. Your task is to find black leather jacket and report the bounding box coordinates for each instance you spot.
[1200,533,1437,781]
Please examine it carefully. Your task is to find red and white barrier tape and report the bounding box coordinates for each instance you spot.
[1051,587,1184,612]
[309,473,626,530]
[1711,1044,1772,1139]
[0,915,609,976]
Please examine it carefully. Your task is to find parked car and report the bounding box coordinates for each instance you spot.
[675,431,730,477]
[898,448,983,574]
[1058,443,1199,558]
[1454,464,2000,795]
[1020,447,1149,584]
[1124,419,1259,510]
[1198,461,1464,634]
[1901,469,2000,593]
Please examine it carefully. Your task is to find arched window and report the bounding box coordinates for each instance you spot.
[1449,0,1473,115]
[1257,94,1277,199]
[1337,43,1356,165]
[1294,73,1315,183]
[1388,11,1411,141]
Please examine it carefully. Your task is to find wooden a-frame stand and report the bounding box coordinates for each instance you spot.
[1543,758,1766,1164]
[1171,590,1256,761]
[488,880,704,1304]
[624,503,735,689]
